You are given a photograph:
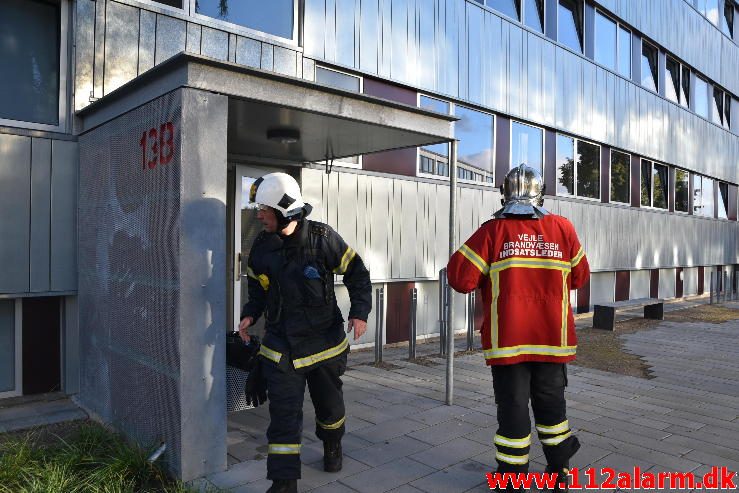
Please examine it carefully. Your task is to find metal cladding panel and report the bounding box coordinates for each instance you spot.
[590,271,615,306]
[229,34,237,62]
[93,0,106,99]
[355,174,370,263]
[630,269,650,299]
[155,14,186,65]
[78,91,182,476]
[302,57,316,81]
[369,177,390,279]
[186,23,202,54]
[415,280,439,336]
[273,46,298,76]
[201,27,228,61]
[104,1,139,95]
[390,180,402,278]
[467,4,484,105]
[659,268,676,299]
[304,0,326,59]
[260,43,274,71]
[50,141,79,292]
[235,36,262,68]
[75,0,95,111]
[337,172,358,251]
[0,134,31,293]
[400,180,418,278]
[508,23,525,120]
[683,266,698,296]
[434,183,450,273]
[138,10,157,73]
[30,139,52,293]
[334,283,385,344]
[360,0,380,74]
[415,182,430,278]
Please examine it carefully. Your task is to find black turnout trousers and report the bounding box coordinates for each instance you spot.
[261,354,347,480]
[491,362,580,474]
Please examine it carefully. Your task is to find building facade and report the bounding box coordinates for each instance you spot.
[1,0,738,480]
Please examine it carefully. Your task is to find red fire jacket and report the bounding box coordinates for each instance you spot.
[447,214,590,366]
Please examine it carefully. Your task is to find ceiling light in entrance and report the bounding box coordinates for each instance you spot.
[267,128,300,144]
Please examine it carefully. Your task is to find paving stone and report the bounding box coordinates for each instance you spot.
[409,437,490,470]
[299,456,371,491]
[339,457,436,493]
[207,459,266,489]
[406,404,470,426]
[345,435,431,468]
[407,419,479,446]
[351,418,428,443]
[410,460,489,493]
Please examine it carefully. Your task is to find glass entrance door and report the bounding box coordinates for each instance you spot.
[0,300,21,398]
[232,165,294,338]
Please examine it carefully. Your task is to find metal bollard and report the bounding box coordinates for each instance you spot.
[724,272,728,302]
[466,291,475,351]
[374,287,384,364]
[710,272,714,304]
[409,288,418,360]
[439,268,448,356]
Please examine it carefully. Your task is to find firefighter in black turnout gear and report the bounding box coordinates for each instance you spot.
[239,172,372,493]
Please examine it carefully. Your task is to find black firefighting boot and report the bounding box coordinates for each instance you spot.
[266,479,297,493]
[543,465,570,493]
[323,440,343,472]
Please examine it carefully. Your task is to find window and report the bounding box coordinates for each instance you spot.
[712,86,725,126]
[417,97,493,183]
[510,121,543,174]
[594,10,617,71]
[315,66,361,93]
[523,0,545,33]
[558,0,583,52]
[153,0,182,7]
[718,182,729,219]
[610,150,630,204]
[556,134,600,199]
[675,169,690,213]
[640,41,658,92]
[456,105,495,175]
[666,57,680,103]
[618,26,632,78]
[488,0,520,21]
[693,174,715,217]
[694,76,709,119]
[640,160,668,209]
[723,1,735,37]
[681,66,691,108]
[194,0,296,40]
[705,0,721,25]
[725,95,732,128]
[0,0,60,125]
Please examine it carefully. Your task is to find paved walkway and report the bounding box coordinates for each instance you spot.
[0,393,87,433]
[209,300,739,492]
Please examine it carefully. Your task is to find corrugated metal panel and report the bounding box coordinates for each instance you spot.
[590,271,615,305]
[508,23,525,119]
[467,4,484,105]
[260,43,274,71]
[302,57,316,81]
[93,0,107,98]
[337,172,358,251]
[630,269,650,299]
[390,180,402,278]
[104,1,139,95]
[399,180,417,278]
[273,46,298,76]
[30,139,52,293]
[368,177,390,279]
[355,174,370,260]
[50,141,78,292]
[201,27,228,61]
[186,23,202,54]
[336,0,357,68]
[683,266,698,295]
[75,0,95,111]
[304,0,326,59]
[235,36,261,68]
[138,10,157,73]
[155,14,186,65]
[0,134,31,293]
[360,0,380,74]
[379,0,392,79]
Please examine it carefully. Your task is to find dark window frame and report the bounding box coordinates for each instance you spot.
[487,0,521,22]
[665,56,681,104]
[555,133,601,201]
[718,181,729,219]
[609,149,631,205]
[713,86,725,126]
[640,39,659,93]
[674,168,690,213]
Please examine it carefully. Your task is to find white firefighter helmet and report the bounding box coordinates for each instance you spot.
[494,164,549,218]
[248,172,306,217]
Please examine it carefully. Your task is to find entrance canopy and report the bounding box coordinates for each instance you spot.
[78,53,456,162]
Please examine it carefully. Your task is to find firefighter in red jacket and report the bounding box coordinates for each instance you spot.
[447,164,590,493]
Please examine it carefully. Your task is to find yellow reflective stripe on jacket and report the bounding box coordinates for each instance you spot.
[317,416,346,430]
[494,434,531,448]
[571,247,585,267]
[268,443,301,455]
[495,451,529,465]
[333,247,356,274]
[458,244,489,275]
[561,271,569,347]
[259,344,282,364]
[293,337,349,369]
[536,420,570,435]
[490,256,571,273]
[540,431,572,446]
[247,267,270,291]
[484,345,576,359]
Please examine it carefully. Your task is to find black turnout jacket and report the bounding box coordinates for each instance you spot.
[241,220,372,372]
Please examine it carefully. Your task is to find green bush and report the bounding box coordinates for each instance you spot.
[0,422,198,493]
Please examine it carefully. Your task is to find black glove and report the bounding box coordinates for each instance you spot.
[244,357,268,408]
[226,332,261,372]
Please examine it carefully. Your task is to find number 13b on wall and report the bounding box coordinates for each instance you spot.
[140,122,175,170]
